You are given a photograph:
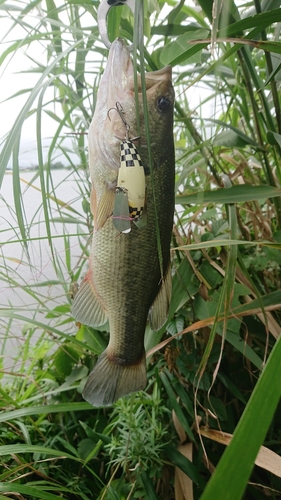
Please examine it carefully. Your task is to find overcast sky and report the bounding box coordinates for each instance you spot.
[0,10,86,167]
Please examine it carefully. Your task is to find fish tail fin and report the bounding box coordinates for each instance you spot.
[82,350,147,407]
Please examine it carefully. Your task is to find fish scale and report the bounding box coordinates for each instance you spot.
[72,38,175,406]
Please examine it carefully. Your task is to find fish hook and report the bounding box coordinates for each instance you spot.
[97,0,135,51]
[107,102,131,140]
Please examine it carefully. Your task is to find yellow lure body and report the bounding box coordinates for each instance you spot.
[113,139,145,233]
[118,139,145,219]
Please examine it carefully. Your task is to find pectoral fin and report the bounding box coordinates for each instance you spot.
[149,264,172,331]
[96,189,115,230]
[72,270,107,327]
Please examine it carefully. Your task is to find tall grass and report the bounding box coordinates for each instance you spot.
[1,0,281,498]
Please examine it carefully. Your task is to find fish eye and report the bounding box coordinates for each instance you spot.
[157,96,171,113]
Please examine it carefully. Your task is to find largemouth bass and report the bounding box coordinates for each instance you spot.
[72,38,175,406]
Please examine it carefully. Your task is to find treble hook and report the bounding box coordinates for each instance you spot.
[107,102,131,139]
[97,0,135,51]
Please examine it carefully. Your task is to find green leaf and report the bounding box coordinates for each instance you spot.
[151,24,195,36]
[0,484,66,500]
[166,315,185,336]
[169,257,198,318]
[195,0,213,22]
[213,129,257,148]
[160,29,209,66]
[176,184,281,205]
[54,344,80,377]
[217,373,246,404]
[83,326,108,355]
[139,471,159,500]
[164,446,205,487]
[225,328,262,370]
[200,334,281,500]
[173,239,281,252]
[107,3,123,43]
[233,290,281,315]
[167,0,186,24]
[0,443,81,460]
[0,403,91,423]
[218,8,281,38]
[160,371,194,441]
[46,0,62,54]
[77,438,96,460]
[211,119,263,149]
[45,304,71,318]
[267,130,281,147]
[0,35,50,66]
[209,396,228,421]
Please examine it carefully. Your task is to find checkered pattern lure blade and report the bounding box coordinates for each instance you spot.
[115,139,145,226]
[120,140,143,169]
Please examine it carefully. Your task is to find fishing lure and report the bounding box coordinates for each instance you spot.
[108,102,146,233]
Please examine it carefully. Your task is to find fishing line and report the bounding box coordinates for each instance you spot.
[134,0,164,281]
[132,8,141,138]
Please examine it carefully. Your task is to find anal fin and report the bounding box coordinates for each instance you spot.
[72,271,107,327]
[149,263,172,331]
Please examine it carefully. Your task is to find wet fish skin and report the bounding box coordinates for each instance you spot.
[72,38,175,407]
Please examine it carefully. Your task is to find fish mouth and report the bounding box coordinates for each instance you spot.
[97,37,172,124]
[104,38,172,101]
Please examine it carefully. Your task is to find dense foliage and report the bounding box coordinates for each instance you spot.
[1,0,281,498]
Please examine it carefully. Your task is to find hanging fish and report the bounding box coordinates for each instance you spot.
[72,38,175,407]
[109,102,146,233]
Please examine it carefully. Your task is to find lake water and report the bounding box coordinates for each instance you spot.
[0,167,90,367]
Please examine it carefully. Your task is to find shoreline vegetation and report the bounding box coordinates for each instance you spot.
[5,164,74,172]
[1,1,281,499]
[5,162,77,172]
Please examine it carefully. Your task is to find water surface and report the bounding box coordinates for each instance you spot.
[0,168,89,367]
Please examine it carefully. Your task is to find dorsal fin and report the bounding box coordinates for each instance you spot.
[149,263,172,331]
